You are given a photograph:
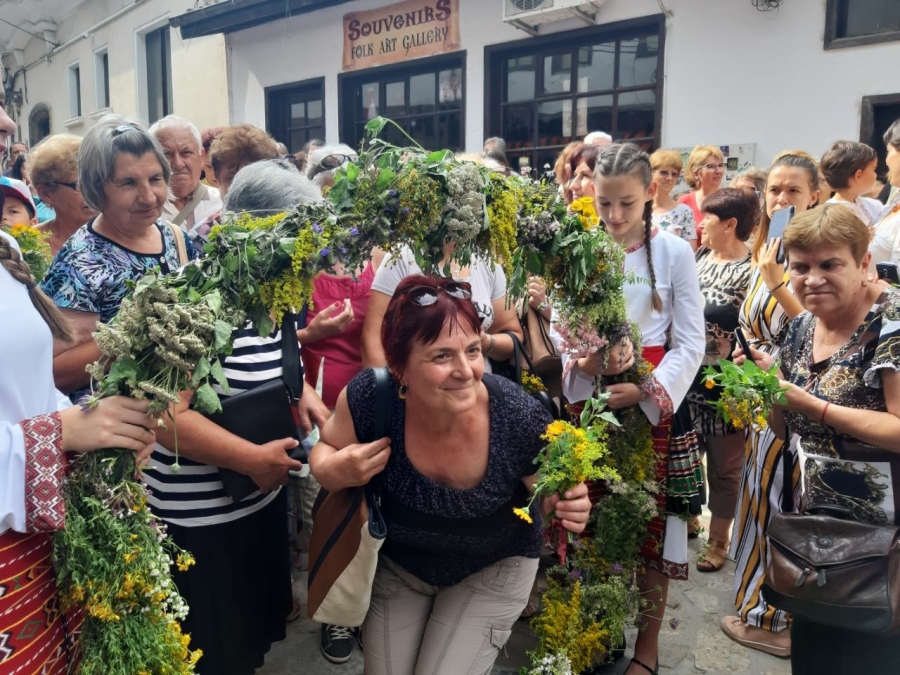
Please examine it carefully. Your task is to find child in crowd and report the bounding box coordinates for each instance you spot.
[819,140,884,227]
[0,176,38,226]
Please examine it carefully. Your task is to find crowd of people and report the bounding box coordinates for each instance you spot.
[2,79,900,675]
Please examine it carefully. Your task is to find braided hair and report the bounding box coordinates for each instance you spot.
[0,235,72,342]
[596,143,663,313]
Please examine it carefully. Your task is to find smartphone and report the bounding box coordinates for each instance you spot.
[735,327,754,363]
[877,262,900,286]
[767,206,795,265]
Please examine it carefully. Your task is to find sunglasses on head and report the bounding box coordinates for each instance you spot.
[402,281,472,307]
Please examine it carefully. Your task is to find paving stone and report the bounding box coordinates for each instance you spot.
[694,628,751,673]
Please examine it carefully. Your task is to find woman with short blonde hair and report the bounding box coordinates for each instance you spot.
[679,145,725,242]
[28,134,97,255]
[650,148,697,249]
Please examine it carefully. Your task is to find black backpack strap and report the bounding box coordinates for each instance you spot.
[281,312,303,403]
[372,367,392,439]
[780,313,814,514]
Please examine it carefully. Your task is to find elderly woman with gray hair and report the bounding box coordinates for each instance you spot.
[40,114,196,401]
[144,157,330,675]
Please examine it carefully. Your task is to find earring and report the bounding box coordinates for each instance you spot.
[398,384,409,399]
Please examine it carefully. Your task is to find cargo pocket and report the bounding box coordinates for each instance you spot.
[489,626,512,659]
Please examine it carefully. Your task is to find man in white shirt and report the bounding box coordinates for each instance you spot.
[150,115,222,232]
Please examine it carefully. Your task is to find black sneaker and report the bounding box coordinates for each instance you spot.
[321,623,354,664]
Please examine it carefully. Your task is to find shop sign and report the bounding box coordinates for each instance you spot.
[342,0,460,71]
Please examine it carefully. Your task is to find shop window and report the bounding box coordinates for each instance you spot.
[266,79,326,153]
[339,54,465,153]
[486,17,664,177]
[826,0,900,49]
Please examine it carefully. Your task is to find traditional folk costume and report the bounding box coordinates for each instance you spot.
[562,228,706,579]
[1,231,82,674]
[729,265,801,633]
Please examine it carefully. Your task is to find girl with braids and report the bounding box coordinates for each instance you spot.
[563,143,705,675]
[1,95,156,674]
[722,151,821,659]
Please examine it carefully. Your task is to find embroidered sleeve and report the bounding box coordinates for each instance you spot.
[21,413,67,532]
[864,294,900,388]
[641,375,674,423]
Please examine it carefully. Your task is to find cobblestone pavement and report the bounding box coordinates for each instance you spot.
[260,509,790,675]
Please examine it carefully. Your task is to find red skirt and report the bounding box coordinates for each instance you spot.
[0,531,81,675]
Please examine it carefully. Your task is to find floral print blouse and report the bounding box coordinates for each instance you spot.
[781,290,900,525]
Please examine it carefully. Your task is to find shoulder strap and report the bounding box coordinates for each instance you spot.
[372,367,392,439]
[171,183,208,227]
[166,221,189,267]
[281,313,303,403]
[781,313,814,514]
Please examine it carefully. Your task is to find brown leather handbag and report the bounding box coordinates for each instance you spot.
[763,507,900,633]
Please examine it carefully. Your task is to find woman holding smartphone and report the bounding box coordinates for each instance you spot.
[722,151,820,658]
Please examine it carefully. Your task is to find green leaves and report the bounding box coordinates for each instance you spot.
[213,320,232,351]
[703,358,787,429]
[193,382,222,414]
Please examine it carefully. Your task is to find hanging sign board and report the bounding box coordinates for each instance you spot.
[342,0,460,71]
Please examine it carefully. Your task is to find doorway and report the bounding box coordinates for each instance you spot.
[861,94,900,180]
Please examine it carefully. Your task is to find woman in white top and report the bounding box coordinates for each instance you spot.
[868,119,900,270]
[361,244,523,368]
[650,149,697,250]
[563,144,705,675]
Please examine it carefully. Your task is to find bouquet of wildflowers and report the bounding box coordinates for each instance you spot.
[3,222,52,281]
[702,359,788,430]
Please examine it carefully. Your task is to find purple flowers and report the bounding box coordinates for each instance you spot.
[350,228,359,236]
[312,223,322,233]
[319,248,330,257]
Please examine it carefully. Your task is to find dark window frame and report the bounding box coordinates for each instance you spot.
[485,14,665,175]
[860,92,900,178]
[337,51,466,152]
[825,0,900,50]
[145,25,174,124]
[265,77,326,153]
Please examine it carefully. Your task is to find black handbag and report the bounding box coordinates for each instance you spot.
[205,314,307,501]
[490,330,563,420]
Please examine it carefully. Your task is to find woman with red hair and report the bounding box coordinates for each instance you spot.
[310,275,592,674]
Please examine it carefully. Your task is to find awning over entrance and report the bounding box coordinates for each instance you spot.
[170,0,355,39]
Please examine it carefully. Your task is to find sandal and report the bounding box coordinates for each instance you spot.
[519,580,541,620]
[628,656,659,675]
[696,539,729,572]
[688,515,701,539]
[286,597,302,622]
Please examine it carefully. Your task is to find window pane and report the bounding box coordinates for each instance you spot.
[410,73,436,114]
[537,100,574,147]
[290,130,308,151]
[506,56,535,103]
[408,116,437,151]
[839,0,900,37]
[290,102,306,125]
[439,69,462,107]
[438,113,462,150]
[502,104,534,149]
[577,43,614,93]
[386,81,405,116]
[619,37,658,89]
[542,53,571,95]
[361,82,379,121]
[577,94,612,138]
[308,100,323,125]
[616,90,656,141]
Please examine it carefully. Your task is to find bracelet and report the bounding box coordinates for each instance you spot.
[484,334,496,356]
[820,401,831,425]
[768,280,786,293]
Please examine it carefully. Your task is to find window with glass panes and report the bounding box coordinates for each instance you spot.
[486,18,664,177]
[340,54,464,152]
[266,79,325,154]
[825,0,900,48]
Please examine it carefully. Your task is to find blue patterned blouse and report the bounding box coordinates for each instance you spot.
[40,218,196,323]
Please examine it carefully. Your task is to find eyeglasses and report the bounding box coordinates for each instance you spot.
[318,153,353,170]
[701,163,727,172]
[53,181,79,192]
[402,281,472,307]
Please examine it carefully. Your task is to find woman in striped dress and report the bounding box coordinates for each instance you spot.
[722,151,821,658]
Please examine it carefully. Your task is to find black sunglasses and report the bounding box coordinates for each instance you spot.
[319,153,353,170]
[53,181,79,192]
[403,282,472,306]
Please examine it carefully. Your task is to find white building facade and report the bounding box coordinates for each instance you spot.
[172,0,900,176]
[2,0,230,146]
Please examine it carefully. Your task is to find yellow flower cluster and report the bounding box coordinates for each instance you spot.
[513,507,534,524]
[2,223,52,281]
[395,169,443,238]
[520,371,548,394]
[569,196,599,229]
[532,581,608,673]
[486,182,520,267]
[260,224,318,323]
[720,394,767,429]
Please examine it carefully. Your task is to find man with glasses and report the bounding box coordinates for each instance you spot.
[150,115,222,232]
